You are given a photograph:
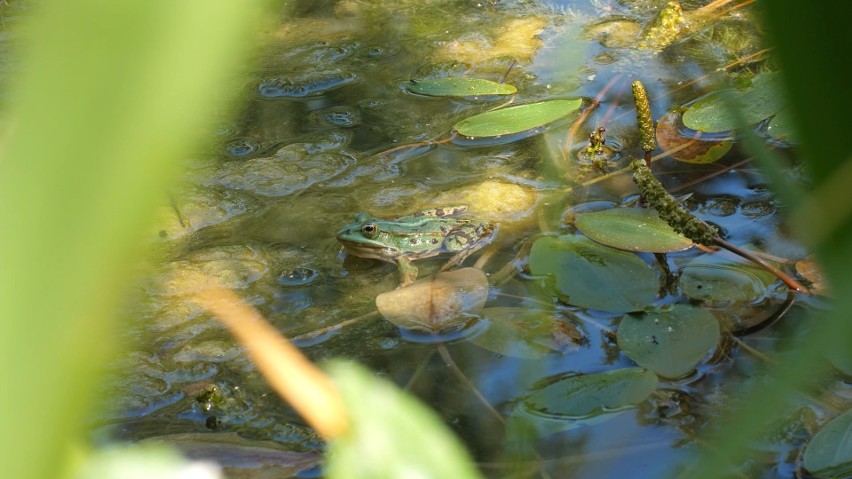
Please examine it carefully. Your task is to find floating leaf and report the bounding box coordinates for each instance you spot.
[656,111,732,163]
[575,207,694,253]
[682,72,785,133]
[375,268,488,332]
[326,361,483,479]
[529,235,658,312]
[766,108,798,143]
[522,368,658,420]
[803,410,852,478]
[406,78,517,97]
[679,253,777,305]
[617,305,720,379]
[470,307,582,359]
[453,99,583,138]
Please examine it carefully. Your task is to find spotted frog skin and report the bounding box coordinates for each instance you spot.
[336,206,496,287]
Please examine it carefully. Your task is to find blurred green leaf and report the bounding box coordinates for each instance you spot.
[803,410,852,478]
[406,78,517,97]
[617,305,720,379]
[74,444,220,479]
[0,2,273,479]
[326,361,483,479]
[685,1,852,478]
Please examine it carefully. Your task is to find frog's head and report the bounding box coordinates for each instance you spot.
[336,213,401,260]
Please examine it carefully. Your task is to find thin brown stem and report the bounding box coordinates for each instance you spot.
[714,237,807,292]
[290,310,380,344]
[437,344,505,424]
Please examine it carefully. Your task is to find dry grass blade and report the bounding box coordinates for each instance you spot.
[191,282,348,440]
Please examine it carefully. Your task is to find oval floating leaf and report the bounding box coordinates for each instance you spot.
[617,305,720,379]
[375,268,488,332]
[453,99,583,138]
[406,78,517,97]
[575,207,694,253]
[803,409,852,478]
[682,72,785,133]
[471,307,582,359]
[522,368,658,420]
[529,235,658,312]
[679,253,777,305]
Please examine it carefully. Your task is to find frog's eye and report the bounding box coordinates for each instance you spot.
[362,223,379,238]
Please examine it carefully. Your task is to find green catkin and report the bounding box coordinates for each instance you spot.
[637,1,687,51]
[631,81,656,154]
[630,159,719,245]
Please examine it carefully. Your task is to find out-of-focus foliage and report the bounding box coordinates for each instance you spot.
[685,0,852,477]
[0,2,274,479]
[326,361,483,479]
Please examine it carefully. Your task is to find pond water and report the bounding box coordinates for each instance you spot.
[95,1,845,478]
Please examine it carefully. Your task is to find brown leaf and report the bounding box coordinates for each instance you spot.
[376,268,488,332]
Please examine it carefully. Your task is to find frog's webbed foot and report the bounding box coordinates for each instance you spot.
[396,257,418,288]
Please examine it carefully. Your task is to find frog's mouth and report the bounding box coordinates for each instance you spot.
[337,238,400,262]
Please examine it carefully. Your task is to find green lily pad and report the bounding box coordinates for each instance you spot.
[406,78,517,97]
[575,207,694,253]
[529,235,659,313]
[803,409,852,478]
[679,253,777,305]
[682,72,785,133]
[617,305,720,379]
[766,108,798,143]
[522,367,658,420]
[453,99,583,138]
[471,307,581,359]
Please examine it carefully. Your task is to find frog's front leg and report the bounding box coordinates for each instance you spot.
[396,257,419,288]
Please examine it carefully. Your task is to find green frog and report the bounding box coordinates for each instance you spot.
[336,206,496,287]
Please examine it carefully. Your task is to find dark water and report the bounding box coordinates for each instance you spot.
[96,1,839,478]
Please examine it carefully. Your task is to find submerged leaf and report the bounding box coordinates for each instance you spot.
[803,410,852,478]
[522,368,658,419]
[617,305,720,379]
[453,99,583,138]
[575,207,694,253]
[406,78,516,97]
[679,253,777,305]
[682,72,785,133]
[529,235,658,312]
[471,307,582,359]
[375,268,488,332]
